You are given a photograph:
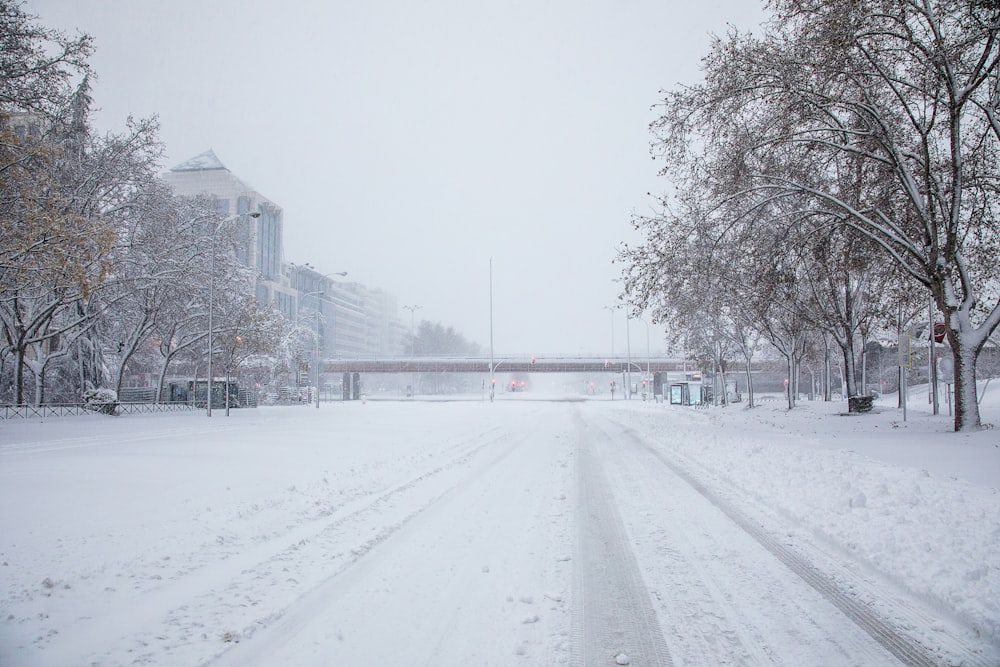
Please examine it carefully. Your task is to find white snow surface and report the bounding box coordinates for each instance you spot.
[1,388,998,666]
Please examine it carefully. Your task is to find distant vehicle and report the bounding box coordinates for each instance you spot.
[507,377,528,392]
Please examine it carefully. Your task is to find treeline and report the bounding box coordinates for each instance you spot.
[619,1,1000,431]
[0,2,290,405]
[407,321,482,357]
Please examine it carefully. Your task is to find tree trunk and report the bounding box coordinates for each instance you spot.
[823,337,832,402]
[13,344,26,405]
[77,339,85,398]
[938,286,994,431]
[951,342,982,432]
[842,343,858,397]
[718,368,729,406]
[114,344,139,399]
[33,365,45,406]
[785,357,795,410]
[154,354,175,404]
[793,355,801,406]
[860,345,867,396]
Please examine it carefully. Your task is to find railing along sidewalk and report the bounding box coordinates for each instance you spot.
[0,402,198,420]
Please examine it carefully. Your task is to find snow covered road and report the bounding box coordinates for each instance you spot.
[584,411,937,666]
[211,404,575,666]
[1,398,997,666]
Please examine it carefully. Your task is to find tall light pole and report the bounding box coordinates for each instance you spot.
[302,270,348,409]
[403,305,422,356]
[625,314,632,399]
[207,210,259,417]
[311,295,322,409]
[603,305,616,399]
[602,305,616,360]
[299,290,327,409]
[489,258,495,402]
[403,304,422,398]
[609,278,636,398]
[641,318,651,378]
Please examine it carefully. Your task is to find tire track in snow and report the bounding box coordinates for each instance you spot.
[30,420,512,667]
[593,417,878,665]
[610,419,971,667]
[206,413,555,667]
[571,410,673,667]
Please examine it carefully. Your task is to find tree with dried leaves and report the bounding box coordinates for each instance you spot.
[627,0,1000,431]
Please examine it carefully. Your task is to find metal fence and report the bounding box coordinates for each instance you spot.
[0,402,199,420]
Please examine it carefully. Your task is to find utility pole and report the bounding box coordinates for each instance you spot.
[489,259,495,402]
[403,304,422,397]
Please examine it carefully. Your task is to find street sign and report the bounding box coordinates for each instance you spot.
[898,331,912,367]
[938,355,954,382]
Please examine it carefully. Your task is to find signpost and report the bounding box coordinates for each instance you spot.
[898,328,913,422]
[938,355,954,417]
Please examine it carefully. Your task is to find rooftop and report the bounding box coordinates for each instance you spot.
[170,148,227,172]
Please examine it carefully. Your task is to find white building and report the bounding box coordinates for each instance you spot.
[163,150,404,361]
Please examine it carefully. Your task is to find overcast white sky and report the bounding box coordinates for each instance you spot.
[26,0,766,356]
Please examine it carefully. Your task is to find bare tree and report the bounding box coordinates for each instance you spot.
[100,187,223,396]
[216,294,286,406]
[0,0,93,118]
[0,99,161,403]
[643,1,1000,430]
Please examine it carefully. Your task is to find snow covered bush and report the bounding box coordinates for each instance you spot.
[82,388,118,415]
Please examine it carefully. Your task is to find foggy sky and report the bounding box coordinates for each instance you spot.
[26,0,766,356]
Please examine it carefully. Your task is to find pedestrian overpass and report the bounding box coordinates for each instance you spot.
[322,357,685,375]
[321,356,692,401]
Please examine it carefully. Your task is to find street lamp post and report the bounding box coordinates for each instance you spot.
[489,258,495,402]
[301,292,327,409]
[302,271,348,409]
[625,314,632,399]
[609,278,636,399]
[403,305,422,356]
[403,304,422,397]
[603,305,616,399]
[602,305,616,360]
[641,318,651,394]
[225,335,241,417]
[313,302,321,408]
[207,210,259,417]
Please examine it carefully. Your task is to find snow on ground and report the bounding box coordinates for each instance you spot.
[0,384,997,665]
[612,389,1000,661]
